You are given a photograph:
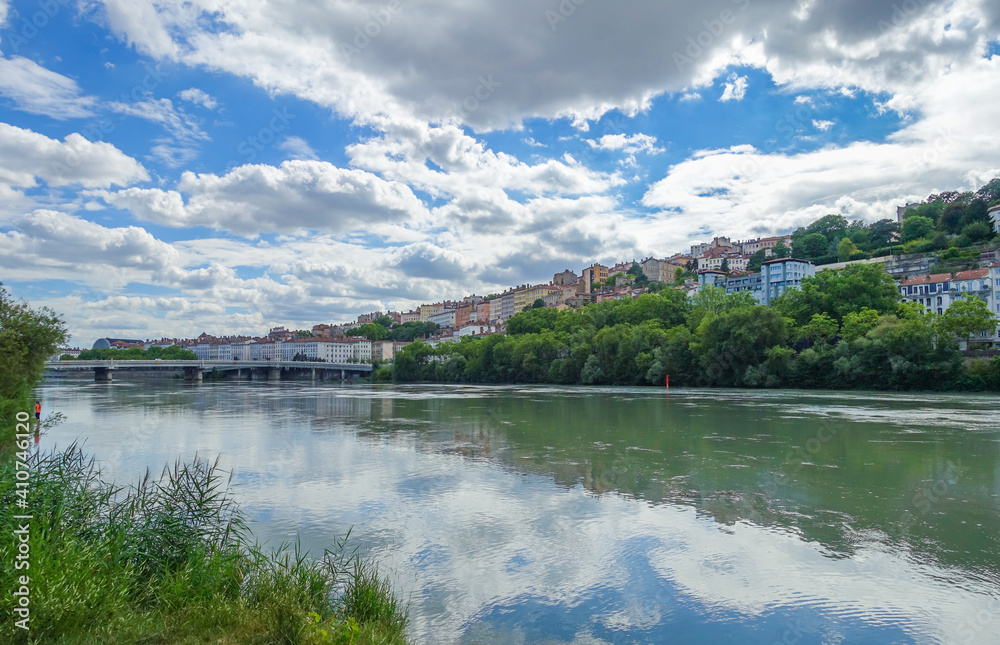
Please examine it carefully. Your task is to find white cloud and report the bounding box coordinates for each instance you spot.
[0,122,148,189]
[523,137,546,147]
[177,87,218,109]
[719,73,748,102]
[813,119,835,131]
[587,133,663,155]
[92,160,430,236]
[0,56,96,119]
[279,135,319,160]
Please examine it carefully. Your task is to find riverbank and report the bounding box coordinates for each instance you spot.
[0,438,410,644]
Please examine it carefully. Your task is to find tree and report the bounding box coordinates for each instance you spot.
[746,249,767,272]
[350,323,389,341]
[795,233,831,261]
[372,315,395,328]
[867,219,900,250]
[774,264,900,325]
[770,240,791,258]
[720,258,729,273]
[902,216,934,242]
[840,308,883,341]
[1,284,68,432]
[836,237,860,262]
[798,313,839,345]
[939,202,966,234]
[937,296,996,349]
[531,298,546,309]
[960,221,993,244]
[691,305,789,387]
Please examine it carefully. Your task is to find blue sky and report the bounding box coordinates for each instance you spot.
[1,0,998,346]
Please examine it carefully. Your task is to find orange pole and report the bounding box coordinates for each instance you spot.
[665,375,669,389]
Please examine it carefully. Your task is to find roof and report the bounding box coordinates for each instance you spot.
[899,273,952,285]
[952,269,989,281]
[761,257,810,265]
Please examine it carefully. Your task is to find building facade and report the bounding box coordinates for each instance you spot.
[759,258,816,306]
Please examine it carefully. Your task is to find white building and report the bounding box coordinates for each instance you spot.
[989,205,1000,233]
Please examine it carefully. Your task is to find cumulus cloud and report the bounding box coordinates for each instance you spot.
[92,160,430,235]
[0,123,148,189]
[0,57,97,119]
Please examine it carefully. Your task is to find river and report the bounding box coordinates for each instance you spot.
[36,379,1000,644]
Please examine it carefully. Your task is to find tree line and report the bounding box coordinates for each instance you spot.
[379,264,1000,391]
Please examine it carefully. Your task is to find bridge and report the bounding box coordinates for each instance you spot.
[44,360,373,383]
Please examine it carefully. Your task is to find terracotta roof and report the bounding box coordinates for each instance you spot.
[953,269,989,281]
[900,273,952,285]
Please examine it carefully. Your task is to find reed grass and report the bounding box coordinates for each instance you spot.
[0,445,410,645]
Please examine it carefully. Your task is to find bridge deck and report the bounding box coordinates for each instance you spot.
[45,360,372,372]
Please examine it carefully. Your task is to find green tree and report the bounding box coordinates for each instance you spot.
[746,249,767,273]
[867,219,900,250]
[902,216,934,242]
[691,305,789,387]
[840,308,883,341]
[770,240,791,259]
[936,296,996,348]
[372,315,395,328]
[774,264,901,325]
[0,284,68,436]
[938,202,966,234]
[798,312,839,345]
[796,233,831,260]
[531,298,546,309]
[836,237,860,262]
[349,323,389,341]
[960,221,993,243]
[720,258,729,273]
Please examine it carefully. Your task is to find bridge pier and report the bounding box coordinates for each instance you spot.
[267,367,281,382]
[94,367,112,382]
[183,367,203,383]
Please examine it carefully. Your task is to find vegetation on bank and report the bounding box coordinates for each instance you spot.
[379,264,1000,391]
[782,178,1000,267]
[1,285,409,644]
[0,449,408,645]
[62,345,198,360]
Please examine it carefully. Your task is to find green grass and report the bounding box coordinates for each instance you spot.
[0,444,410,645]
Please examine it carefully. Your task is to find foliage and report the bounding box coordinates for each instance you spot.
[75,345,197,361]
[902,216,935,242]
[774,264,901,325]
[936,296,996,347]
[387,321,439,342]
[0,284,68,446]
[770,240,791,259]
[0,448,409,644]
[346,324,389,341]
[746,249,767,273]
[837,237,860,262]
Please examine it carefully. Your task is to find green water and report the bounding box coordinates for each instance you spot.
[38,380,1000,644]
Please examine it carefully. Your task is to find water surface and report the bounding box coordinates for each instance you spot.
[37,379,1000,644]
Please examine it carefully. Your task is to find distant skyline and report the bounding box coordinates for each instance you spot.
[1,0,998,346]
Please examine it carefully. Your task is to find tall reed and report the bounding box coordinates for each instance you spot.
[0,445,409,644]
